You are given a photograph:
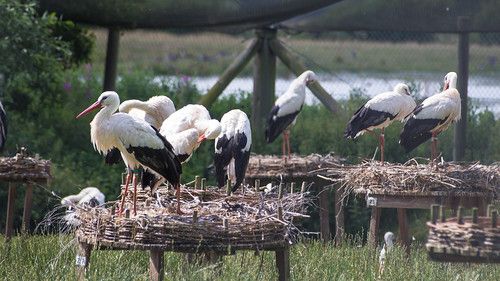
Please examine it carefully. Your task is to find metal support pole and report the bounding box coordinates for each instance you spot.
[454,17,470,161]
[253,28,277,147]
[103,28,120,91]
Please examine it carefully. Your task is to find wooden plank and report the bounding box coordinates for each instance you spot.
[76,242,92,281]
[334,185,344,246]
[275,248,290,281]
[22,183,33,233]
[319,187,330,242]
[149,249,164,281]
[368,207,381,247]
[367,194,491,209]
[199,38,260,107]
[397,208,410,256]
[5,183,16,241]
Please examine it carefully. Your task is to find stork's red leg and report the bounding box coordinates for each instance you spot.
[285,130,291,159]
[176,183,184,215]
[431,132,438,162]
[119,171,132,215]
[282,133,286,163]
[132,171,138,216]
[379,128,385,164]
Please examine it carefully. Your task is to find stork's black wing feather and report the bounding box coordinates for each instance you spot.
[265,105,301,143]
[344,106,395,139]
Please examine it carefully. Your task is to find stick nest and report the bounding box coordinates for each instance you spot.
[426,216,500,262]
[323,160,499,197]
[246,153,345,179]
[75,184,311,252]
[0,152,51,182]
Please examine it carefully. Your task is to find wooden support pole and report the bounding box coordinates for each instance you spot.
[440,205,446,222]
[269,39,339,114]
[76,242,91,281]
[278,183,284,199]
[487,204,493,217]
[457,206,464,224]
[22,183,33,234]
[334,186,344,246]
[319,187,330,242]
[431,204,439,224]
[275,248,290,281]
[254,179,260,192]
[453,16,470,161]
[492,210,498,228]
[103,28,120,91]
[472,208,478,224]
[149,249,164,281]
[368,207,381,247]
[397,208,410,255]
[5,183,16,241]
[290,182,295,194]
[199,38,261,107]
[252,28,277,147]
[194,176,201,190]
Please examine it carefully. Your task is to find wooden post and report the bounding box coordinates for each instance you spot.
[5,183,16,241]
[397,208,410,255]
[368,207,381,247]
[226,179,232,196]
[431,204,439,224]
[254,179,260,192]
[319,187,330,242]
[22,183,33,234]
[457,207,464,224]
[76,242,91,281]
[472,208,478,224]
[199,38,261,107]
[269,39,339,114]
[290,182,295,194]
[275,204,290,281]
[278,183,284,199]
[194,176,201,190]
[149,249,164,281]
[492,210,498,228]
[252,28,277,146]
[453,16,470,161]
[103,28,120,91]
[334,185,344,246]
[440,205,446,222]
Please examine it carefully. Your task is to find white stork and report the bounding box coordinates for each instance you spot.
[160,104,221,163]
[344,83,416,163]
[0,101,7,151]
[378,231,395,277]
[61,187,105,226]
[76,91,182,215]
[119,95,176,130]
[214,109,252,192]
[400,72,461,161]
[265,70,316,161]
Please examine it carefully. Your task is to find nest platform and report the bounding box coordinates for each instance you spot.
[321,160,499,250]
[426,206,500,263]
[2,152,52,240]
[74,182,309,281]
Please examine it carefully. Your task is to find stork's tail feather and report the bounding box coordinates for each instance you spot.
[399,131,432,153]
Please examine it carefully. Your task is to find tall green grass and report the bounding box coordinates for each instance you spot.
[1,235,499,280]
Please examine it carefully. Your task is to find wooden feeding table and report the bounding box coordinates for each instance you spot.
[322,160,499,252]
[426,205,500,263]
[245,154,346,243]
[1,152,51,240]
[73,178,310,281]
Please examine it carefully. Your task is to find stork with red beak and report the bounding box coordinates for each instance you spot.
[400,72,461,161]
[265,70,316,161]
[76,91,182,215]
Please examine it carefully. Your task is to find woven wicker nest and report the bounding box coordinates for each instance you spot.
[245,153,345,179]
[322,160,499,197]
[426,216,500,262]
[75,185,310,252]
[0,153,51,182]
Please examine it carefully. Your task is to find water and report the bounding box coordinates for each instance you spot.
[164,72,500,117]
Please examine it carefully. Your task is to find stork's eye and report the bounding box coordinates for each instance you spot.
[101,96,108,101]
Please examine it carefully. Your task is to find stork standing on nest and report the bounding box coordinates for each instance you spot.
[344,83,416,163]
[76,91,182,215]
[265,70,316,162]
[400,72,461,161]
[378,231,395,277]
[214,109,252,192]
[0,100,7,151]
[160,104,221,163]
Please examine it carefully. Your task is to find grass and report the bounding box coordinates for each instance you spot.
[1,235,500,280]
[89,28,500,76]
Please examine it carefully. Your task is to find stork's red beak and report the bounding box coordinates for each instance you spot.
[197,134,206,143]
[443,81,450,91]
[76,101,102,119]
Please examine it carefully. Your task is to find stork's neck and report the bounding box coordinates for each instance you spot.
[120,100,150,113]
[448,77,457,89]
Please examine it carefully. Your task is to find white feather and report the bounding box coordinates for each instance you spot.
[274,70,316,117]
[119,96,176,129]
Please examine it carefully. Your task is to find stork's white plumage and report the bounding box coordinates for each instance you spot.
[119,96,176,129]
[61,187,105,226]
[0,101,7,151]
[76,91,182,214]
[160,104,221,162]
[345,83,416,162]
[400,72,461,160]
[378,232,395,277]
[214,109,252,192]
[265,70,316,160]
